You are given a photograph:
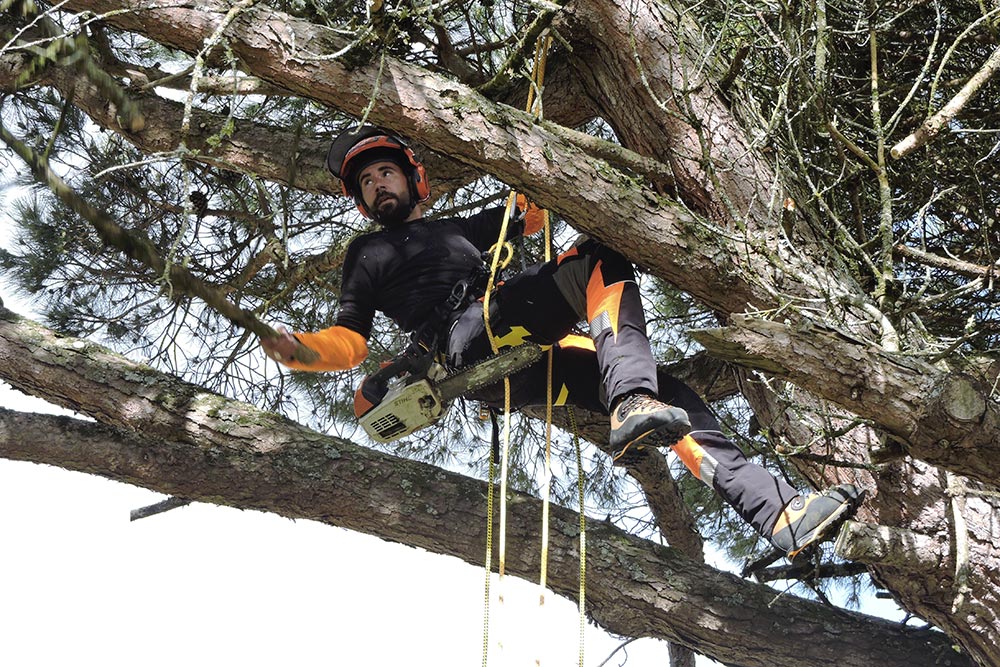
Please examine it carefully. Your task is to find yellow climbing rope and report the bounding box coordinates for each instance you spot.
[536,27,556,622]
[480,190,517,667]
[569,406,587,667]
[481,29,586,667]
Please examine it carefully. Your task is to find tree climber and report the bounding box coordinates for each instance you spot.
[260,125,861,558]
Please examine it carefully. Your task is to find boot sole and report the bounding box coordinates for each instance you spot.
[787,488,866,558]
[611,421,691,465]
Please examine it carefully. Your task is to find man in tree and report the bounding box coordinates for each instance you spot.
[260,126,861,558]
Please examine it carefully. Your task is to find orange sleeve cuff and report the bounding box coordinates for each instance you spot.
[283,325,369,372]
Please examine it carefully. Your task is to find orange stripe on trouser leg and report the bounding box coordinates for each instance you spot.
[586,260,624,339]
[670,434,705,480]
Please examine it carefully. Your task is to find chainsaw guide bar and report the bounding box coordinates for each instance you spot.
[435,343,544,401]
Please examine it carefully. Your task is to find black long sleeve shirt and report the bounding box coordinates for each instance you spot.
[335,206,519,338]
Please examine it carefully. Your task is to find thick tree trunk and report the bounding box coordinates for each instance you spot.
[740,371,1000,667]
[559,0,772,224]
[552,4,1000,662]
[0,306,968,667]
[5,0,1000,663]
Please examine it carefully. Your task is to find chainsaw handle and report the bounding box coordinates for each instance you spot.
[367,356,413,387]
[364,351,435,400]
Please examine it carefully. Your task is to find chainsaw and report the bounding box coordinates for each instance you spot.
[355,343,543,443]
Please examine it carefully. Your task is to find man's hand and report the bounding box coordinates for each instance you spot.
[261,326,303,363]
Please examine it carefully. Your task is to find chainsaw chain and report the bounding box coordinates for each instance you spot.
[435,344,543,400]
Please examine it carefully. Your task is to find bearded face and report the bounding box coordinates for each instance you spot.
[371,187,413,226]
[357,160,415,225]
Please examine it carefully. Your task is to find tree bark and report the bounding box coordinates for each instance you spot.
[0,306,968,667]
[47,0,1000,497]
[834,521,941,570]
[691,315,1000,487]
[5,0,1000,664]
[556,10,1000,660]
[739,373,1000,667]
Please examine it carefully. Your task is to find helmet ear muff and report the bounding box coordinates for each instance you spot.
[343,181,371,219]
[408,158,430,202]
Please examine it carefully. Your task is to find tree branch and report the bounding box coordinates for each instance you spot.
[750,560,869,583]
[891,44,1000,159]
[130,496,192,521]
[895,243,994,279]
[0,310,970,667]
[834,521,943,572]
[691,314,1000,488]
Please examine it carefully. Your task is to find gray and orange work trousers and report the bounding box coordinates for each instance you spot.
[446,238,798,537]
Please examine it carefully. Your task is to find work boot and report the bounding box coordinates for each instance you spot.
[770,484,864,557]
[609,392,691,466]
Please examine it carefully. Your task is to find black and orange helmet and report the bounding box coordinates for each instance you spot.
[326,125,430,219]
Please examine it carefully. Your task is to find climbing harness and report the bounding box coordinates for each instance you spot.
[353,216,536,443]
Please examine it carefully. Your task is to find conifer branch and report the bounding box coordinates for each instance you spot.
[130,496,192,521]
[749,560,868,583]
[892,44,1000,159]
[0,120,317,361]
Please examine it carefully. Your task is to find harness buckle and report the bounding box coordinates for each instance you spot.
[445,279,471,311]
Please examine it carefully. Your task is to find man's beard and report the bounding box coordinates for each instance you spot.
[372,191,412,226]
